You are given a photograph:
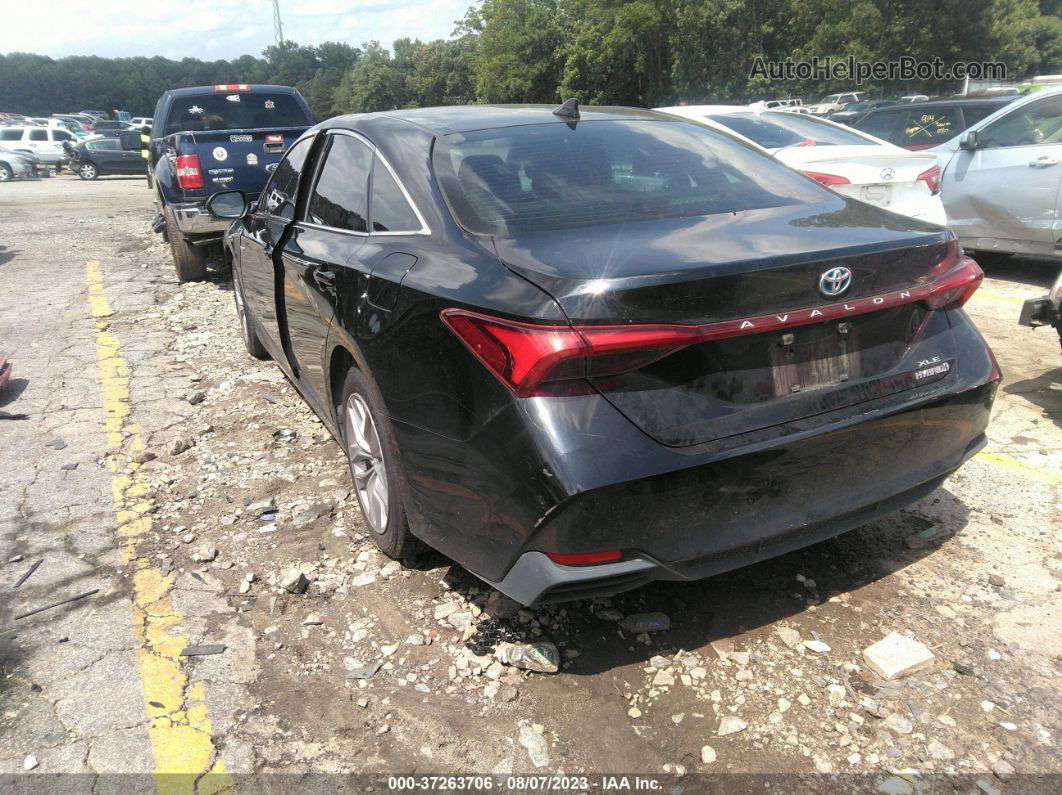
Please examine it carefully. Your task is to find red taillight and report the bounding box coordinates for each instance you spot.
[803,170,851,187]
[923,255,983,309]
[214,84,250,92]
[265,134,284,144]
[917,164,941,195]
[175,154,203,190]
[546,550,622,566]
[442,244,983,397]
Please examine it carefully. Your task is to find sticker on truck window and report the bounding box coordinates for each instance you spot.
[226,94,241,103]
[264,100,275,109]
[246,153,258,165]
[188,105,204,115]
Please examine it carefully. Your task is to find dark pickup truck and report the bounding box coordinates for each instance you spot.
[149,84,315,281]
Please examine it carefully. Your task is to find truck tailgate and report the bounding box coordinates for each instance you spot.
[186,127,306,194]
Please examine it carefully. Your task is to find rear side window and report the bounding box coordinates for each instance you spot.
[262,136,313,220]
[855,110,902,141]
[164,92,313,135]
[52,130,74,141]
[88,139,120,151]
[899,108,961,146]
[0,129,22,141]
[707,112,872,148]
[28,129,48,141]
[371,155,422,232]
[307,134,372,233]
[961,104,1003,128]
[434,119,826,236]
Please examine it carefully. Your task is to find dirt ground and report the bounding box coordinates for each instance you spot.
[0,175,1059,791]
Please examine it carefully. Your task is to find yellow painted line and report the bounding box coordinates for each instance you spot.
[86,260,230,793]
[970,291,1027,305]
[976,451,1062,486]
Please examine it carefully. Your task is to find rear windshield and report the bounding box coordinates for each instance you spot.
[164,92,311,135]
[433,119,827,236]
[707,112,872,148]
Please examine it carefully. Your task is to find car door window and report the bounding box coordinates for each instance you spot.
[856,111,901,142]
[28,128,48,141]
[88,140,120,151]
[52,130,74,142]
[306,134,372,233]
[261,137,313,220]
[370,154,423,232]
[899,108,961,146]
[979,96,1062,147]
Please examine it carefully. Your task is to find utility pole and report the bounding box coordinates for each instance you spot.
[272,0,284,46]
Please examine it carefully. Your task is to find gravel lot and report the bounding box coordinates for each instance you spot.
[0,175,1059,790]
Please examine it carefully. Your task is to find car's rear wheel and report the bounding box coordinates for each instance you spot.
[340,367,419,560]
[232,267,268,359]
[969,250,1011,268]
[163,204,208,282]
[0,163,13,182]
[77,162,98,180]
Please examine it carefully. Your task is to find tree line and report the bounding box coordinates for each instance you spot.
[1,0,1059,119]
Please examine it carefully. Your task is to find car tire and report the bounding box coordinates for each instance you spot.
[0,163,13,182]
[339,367,421,561]
[77,162,98,180]
[163,204,208,282]
[232,266,269,360]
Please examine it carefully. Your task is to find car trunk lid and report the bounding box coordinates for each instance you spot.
[491,200,977,446]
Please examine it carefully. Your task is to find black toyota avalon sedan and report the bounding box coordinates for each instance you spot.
[206,103,999,605]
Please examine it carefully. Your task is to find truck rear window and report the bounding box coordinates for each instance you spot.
[164,93,311,135]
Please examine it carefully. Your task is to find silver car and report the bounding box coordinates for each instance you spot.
[934,86,1062,261]
[0,146,36,181]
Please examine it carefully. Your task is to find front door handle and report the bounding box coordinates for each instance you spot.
[1029,156,1060,168]
[313,268,336,292]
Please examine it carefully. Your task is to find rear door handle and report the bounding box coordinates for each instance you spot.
[1029,156,1060,168]
[313,268,336,291]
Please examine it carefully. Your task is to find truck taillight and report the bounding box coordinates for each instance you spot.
[917,165,941,195]
[175,154,203,190]
[214,84,250,92]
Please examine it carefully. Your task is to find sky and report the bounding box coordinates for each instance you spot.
[0,1,474,60]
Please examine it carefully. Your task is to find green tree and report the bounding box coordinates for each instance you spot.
[332,42,409,113]
[473,0,565,102]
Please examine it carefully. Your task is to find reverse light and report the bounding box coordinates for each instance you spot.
[175,154,203,190]
[546,550,623,566]
[803,170,851,187]
[917,164,941,195]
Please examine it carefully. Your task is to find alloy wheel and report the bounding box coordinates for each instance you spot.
[345,393,388,534]
[79,163,96,179]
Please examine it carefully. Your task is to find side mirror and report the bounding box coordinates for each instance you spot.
[958,130,980,151]
[206,190,249,219]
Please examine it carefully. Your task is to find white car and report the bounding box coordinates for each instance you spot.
[806,91,865,116]
[0,125,76,168]
[930,86,1062,261]
[130,117,153,129]
[656,105,947,225]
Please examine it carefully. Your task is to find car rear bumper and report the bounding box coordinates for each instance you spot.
[170,201,228,238]
[394,311,1000,605]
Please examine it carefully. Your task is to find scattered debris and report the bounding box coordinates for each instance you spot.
[495,640,559,673]
[862,632,935,680]
[23,754,38,771]
[518,725,550,768]
[700,745,716,764]
[775,626,802,649]
[13,558,42,588]
[803,639,831,653]
[303,613,323,626]
[717,716,747,736]
[279,569,310,594]
[191,544,218,563]
[14,588,99,620]
[345,661,382,681]
[618,612,670,634]
[988,574,1005,587]
[46,439,66,450]
[180,645,226,656]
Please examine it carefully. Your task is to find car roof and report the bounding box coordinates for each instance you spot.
[319,104,669,136]
[864,96,1014,113]
[162,84,298,98]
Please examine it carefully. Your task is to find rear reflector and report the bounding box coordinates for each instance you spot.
[546,550,622,566]
[174,154,203,190]
[803,170,851,187]
[441,242,983,397]
[917,164,942,195]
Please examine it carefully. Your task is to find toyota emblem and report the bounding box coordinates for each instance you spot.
[879,167,895,181]
[819,266,853,298]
